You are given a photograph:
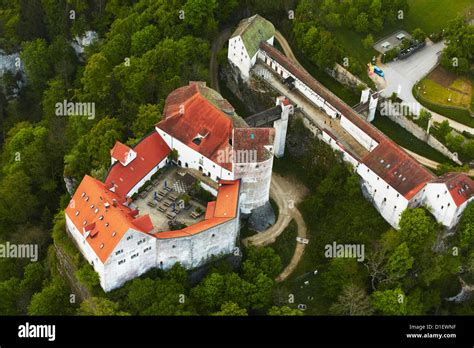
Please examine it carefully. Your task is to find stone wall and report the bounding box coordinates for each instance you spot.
[326,63,367,91]
[381,101,461,165]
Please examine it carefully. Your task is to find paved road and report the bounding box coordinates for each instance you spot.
[379,40,473,134]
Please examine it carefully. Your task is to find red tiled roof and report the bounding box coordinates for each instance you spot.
[65,175,154,263]
[205,201,216,219]
[105,132,170,199]
[233,128,275,162]
[152,180,240,239]
[157,83,234,171]
[430,172,474,206]
[361,140,435,199]
[111,141,132,165]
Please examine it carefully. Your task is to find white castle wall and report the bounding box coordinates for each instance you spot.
[234,156,273,214]
[155,217,240,270]
[102,229,156,291]
[229,36,274,81]
[421,183,473,229]
[356,163,409,228]
[156,127,234,181]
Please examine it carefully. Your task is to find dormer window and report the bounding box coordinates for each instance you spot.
[105,222,109,227]
[99,215,104,220]
[75,211,80,216]
[81,192,86,198]
[100,243,104,249]
[90,204,94,209]
[94,208,99,214]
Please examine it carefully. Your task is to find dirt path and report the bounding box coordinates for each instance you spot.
[242,173,309,282]
[210,28,231,93]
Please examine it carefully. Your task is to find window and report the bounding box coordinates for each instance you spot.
[105,222,109,227]
[144,247,151,253]
[172,245,176,249]
[441,206,444,210]
[94,208,99,214]
[90,204,94,209]
[118,259,126,265]
[131,253,139,260]
[127,235,133,240]
[83,220,87,226]
[75,211,80,216]
[448,203,451,207]
[212,234,215,238]
[396,194,399,198]
[99,215,104,220]
[437,194,440,198]
[81,192,86,198]
[99,243,104,249]
[115,249,123,256]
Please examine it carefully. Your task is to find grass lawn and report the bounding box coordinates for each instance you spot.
[270,219,297,272]
[418,66,472,109]
[404,0,473,34]
[372,113,456,165]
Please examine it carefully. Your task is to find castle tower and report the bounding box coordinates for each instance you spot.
[273,96,294,158]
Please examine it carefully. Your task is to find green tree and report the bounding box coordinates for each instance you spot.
[183,0,218,37]
[242,246,281,281]
[354,12,369,33]
[385,242,414,280]
[131,25,160,56]
[20,39,53,91]
[371,288,406,315]
[362,34,374,49]
[435,120,451,141]
[78,297,130,316]
[412,28,426,42]
[131,104,162,139]
[459,202,474,249]
[268,306,304,316]
[0,278,21,315]
[28,279,75,315]
[212,302,248,316]
[399,208,437,255]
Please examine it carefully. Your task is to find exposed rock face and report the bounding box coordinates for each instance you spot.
[248,200,276,232]
[71,31,98,56]
[64,176,77,196]
[222,62,276,115]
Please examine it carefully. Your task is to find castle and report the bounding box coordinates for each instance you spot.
[65,81,291,292]
[228,14,474,229]
[65,14,473,292]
